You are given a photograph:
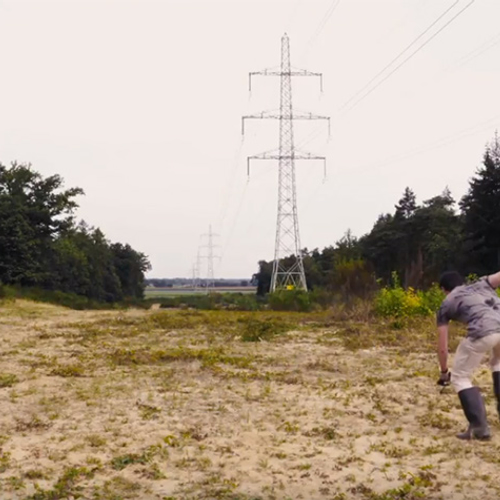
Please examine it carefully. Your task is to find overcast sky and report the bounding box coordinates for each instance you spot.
[1,0,499,279]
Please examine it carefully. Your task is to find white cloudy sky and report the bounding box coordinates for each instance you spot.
[1,0,499,279]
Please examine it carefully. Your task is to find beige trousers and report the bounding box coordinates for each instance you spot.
[451,333,500,392]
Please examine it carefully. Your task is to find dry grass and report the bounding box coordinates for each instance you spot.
[0,299,499,499]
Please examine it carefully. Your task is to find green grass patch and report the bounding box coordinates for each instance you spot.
[239,317,291,342]
[109,346,253,369]
[0,374,18,388]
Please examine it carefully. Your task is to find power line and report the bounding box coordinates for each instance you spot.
[347,112,500,175]
[371,0,434,49]
[341,0,460,110]
[345,0,476,111]
[219,180,249,263]
[302,0,342,58]
[452,30,500,68]
[309,0,341,43]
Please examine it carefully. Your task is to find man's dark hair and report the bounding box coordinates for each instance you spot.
[439,271,464,292]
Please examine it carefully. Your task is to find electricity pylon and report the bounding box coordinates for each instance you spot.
[242,33,329,292]
[191,249,202,291]
[201,225,220,293]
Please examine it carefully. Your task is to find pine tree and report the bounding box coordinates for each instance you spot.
[460,134,500,274]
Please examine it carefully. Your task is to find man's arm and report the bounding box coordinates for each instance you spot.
[437,324,449,373]
[488,271,500,289]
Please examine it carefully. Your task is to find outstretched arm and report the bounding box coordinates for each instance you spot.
[488,271,500,289]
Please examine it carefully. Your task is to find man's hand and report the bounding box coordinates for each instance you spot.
[488,271,500,289]
[437,369,451,386]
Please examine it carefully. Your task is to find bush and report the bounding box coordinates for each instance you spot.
[420,284,446,313]
[374,281,444,319]
[308,288,335,309]
[239,317,291,342]
[157,292,264,311]
[267,290,313,312]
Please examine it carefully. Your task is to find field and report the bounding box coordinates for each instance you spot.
[144,288,257,298]
[1,300,500,499]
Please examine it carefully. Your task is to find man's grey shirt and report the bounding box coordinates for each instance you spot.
[437,278,500,339]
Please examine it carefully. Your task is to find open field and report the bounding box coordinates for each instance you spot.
[144,288,257,298]
[1,300,500,499]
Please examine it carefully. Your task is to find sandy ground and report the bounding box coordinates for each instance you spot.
[0,300,500,499]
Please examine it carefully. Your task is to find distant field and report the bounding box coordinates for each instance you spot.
[144,287,257,298]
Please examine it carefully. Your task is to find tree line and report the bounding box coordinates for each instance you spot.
[0,162,150,302]
[254,135,500,296]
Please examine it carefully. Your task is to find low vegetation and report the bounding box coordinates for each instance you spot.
[0,299,499,499]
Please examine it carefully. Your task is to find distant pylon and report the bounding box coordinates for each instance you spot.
[242,34,329,292]
[191,249,201,290]
[201,225,220,293]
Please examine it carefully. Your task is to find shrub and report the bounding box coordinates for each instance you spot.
[374,280,444,319]
[420,284,446,313]
[308,288,334,309]
[239,317,291,342]
[267,290,312,312]
[157,292,264,311]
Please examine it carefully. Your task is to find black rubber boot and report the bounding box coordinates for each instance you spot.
[493,371,500,419]
[456,387,491,440]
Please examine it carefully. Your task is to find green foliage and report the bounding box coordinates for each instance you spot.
[361,187,463,289]
[26,466,95,500]
[111,453,149,471]
[158,292,264,311]
[327,258,378,299]
[0,162,150,305]
[0,162,83,287]
[374,275,445,318]
[50,364,85,378]
[1,285,137,310]
[108,345,253,369]
[461,135,500,273]
[111,445,166,471]
[0,451,10,473]
[267,290,313,312]
[420,283,446,312]
[308,288,334,309]
[239,317,291,342]
[0,374,18,388]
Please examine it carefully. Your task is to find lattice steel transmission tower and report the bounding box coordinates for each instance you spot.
[242,33,330,292]
[201,225,219,293]
[191,249,202,291]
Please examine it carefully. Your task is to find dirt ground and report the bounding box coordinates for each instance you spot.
[1,300,499,500]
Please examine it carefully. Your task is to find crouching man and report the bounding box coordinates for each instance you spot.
[436,270,500,440]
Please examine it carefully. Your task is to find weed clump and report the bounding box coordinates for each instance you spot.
[25,466,96,499]
[0,374,18,388]
[111,445,167,471]
[239,317,291,342]
[50,364,86,378]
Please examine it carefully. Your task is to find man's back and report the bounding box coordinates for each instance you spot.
[437,278,500,339]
